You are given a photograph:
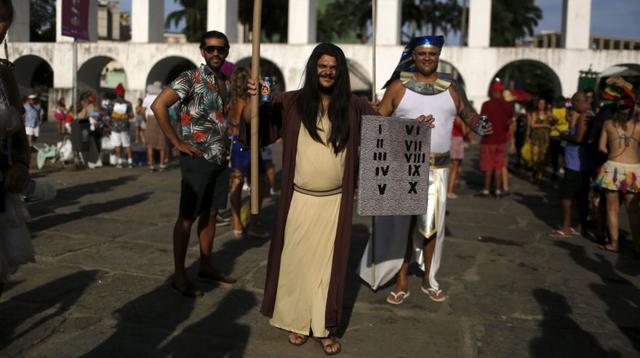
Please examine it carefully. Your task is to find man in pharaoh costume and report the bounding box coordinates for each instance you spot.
[359,35,490,305]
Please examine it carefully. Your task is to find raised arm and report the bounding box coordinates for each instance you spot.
[449,80,489,135]
[563,112,590,144]
[240,78,285,146]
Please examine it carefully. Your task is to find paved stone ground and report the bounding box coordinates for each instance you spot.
[1,122,639,357]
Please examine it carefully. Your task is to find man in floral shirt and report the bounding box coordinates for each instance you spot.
[151,30,234,297]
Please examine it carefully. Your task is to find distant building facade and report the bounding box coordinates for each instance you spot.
[520,31,640,50]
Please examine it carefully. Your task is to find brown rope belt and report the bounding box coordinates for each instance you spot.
[293,184,343,197]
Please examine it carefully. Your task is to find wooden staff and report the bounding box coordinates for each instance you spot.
[370,0,378,288]
[250,0,263,215]
[371,0,377,101]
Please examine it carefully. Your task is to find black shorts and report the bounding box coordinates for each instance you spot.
[179,154,229,219]
[559,168,590,200]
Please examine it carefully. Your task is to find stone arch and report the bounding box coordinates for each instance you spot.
[78,56,128,96]
[490,59,562,102]
[235,57,286,93]
[438,60,465,87]
[13,55,54,97]
[347,59,372,99]
[146,56,197,86]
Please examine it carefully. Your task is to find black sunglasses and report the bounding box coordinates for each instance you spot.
[203,45,229,55]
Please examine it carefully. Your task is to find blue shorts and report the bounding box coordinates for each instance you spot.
[230,139,264,177]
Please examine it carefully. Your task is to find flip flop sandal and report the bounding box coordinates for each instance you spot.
[386,290,410,305]
[549,229,572,238]
[288,332,308,346]
[171,281,203,298]
[569,227,581,236]
[600,244,619,254]
[421,286,446,302]
[315,337,341,356]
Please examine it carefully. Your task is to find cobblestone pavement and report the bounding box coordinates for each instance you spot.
[1,122,639,357]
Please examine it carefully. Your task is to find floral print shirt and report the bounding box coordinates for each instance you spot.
[170,64,231,165]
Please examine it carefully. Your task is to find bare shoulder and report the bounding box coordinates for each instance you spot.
[387,79,406,99]
[385,79,406,102]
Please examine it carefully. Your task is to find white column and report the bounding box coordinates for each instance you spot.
[562,0,591,49]
[207,0,238,42]
[56,0,98,42]
[376,0,401,45]
[288,0,316,44]
[131,0,165,43]
[467,0,491,47]
[9,0,29,41]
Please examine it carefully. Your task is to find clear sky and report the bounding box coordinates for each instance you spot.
[120,0,640,39]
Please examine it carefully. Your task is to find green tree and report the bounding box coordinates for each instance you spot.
[165,0,207,43]
[402,0,461,40]
[238,0,288,42]
[30,0,56,42]
[490,0,542,47]
[317,0,462,44]
[317,0,370,43]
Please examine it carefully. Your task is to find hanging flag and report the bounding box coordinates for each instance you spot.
[62,0,90,40]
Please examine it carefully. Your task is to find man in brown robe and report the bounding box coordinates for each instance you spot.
[243,43,432,355]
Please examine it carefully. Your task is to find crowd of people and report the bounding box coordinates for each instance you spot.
[1,0,639,353]
[445,73,640,259]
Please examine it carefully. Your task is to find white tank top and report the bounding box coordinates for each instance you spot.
[392,88,457,154]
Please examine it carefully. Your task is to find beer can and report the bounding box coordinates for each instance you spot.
[260,76,273,102]
[479,115,489,128]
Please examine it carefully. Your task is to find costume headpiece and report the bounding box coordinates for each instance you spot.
[600,76,634,107]
[384,35,445,89]
[115,83,126,96]
[221,61,235,78]
[490,81,504,92]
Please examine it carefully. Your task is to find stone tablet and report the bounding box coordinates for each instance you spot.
[357,115,431,216]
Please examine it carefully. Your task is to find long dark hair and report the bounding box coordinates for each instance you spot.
[296,43,351,154]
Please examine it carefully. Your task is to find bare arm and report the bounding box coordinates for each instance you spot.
[229,97,247,126]
[564,112,589,144]
[560,111,586,143]
[2,68,30,192]
[449,80,489,135]
[151,87,202,156]
[377,80,404,117]
[241,79,260,123]
[599,121,609,154]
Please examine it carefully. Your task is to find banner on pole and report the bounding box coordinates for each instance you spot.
[62,0,90,40]
[357,115,431,216]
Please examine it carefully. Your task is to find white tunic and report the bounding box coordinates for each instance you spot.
[359,85,456,291]
[392,88,457,153]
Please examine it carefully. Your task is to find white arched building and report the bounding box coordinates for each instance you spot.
[8,0,640,108]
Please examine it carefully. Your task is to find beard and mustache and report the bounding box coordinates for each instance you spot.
[318,73,336,94]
